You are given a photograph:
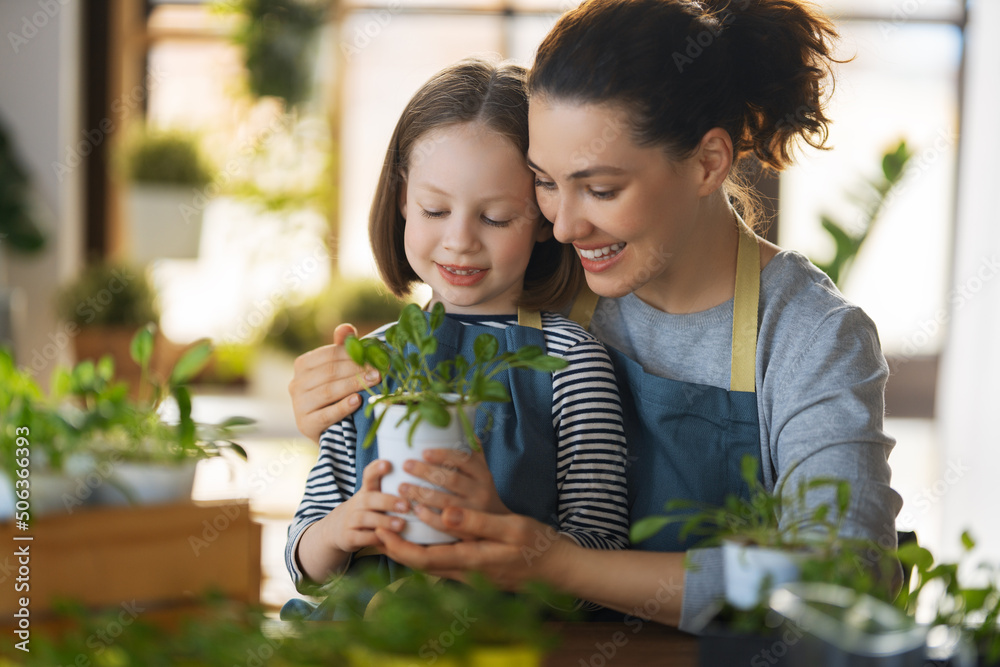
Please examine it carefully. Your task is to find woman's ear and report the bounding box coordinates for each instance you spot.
[695,128,733,197]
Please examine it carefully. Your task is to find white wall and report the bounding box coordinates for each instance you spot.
[0,0,83,382]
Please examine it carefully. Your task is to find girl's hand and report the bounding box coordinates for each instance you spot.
[288,323,381,443]
[327,460,408,553]
[397,448,511,523]
[376,507,575,591]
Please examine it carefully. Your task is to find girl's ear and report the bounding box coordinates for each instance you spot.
[694,128,733,197]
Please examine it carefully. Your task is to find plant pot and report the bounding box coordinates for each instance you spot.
[723,540,809,610]
[126,184,203,263]
[371,396,477,545]
[468,645,544,667]
[91,459,199,506]
[22,453,96,517]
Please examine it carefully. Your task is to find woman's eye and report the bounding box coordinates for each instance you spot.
[534,178,556,191]
[420,209,447,219]
[589,188,617,201]
[482,215,512,228]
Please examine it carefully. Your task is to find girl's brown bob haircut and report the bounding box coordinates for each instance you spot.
[369,56,582,312]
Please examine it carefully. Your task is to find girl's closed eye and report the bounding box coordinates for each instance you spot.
[588,187,618,201]
[481,214,513,228]
[420,208,448,219]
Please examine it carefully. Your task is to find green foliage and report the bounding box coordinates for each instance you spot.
[122,128,212,187]
[345,303,569,449]
[895,531,1000,663]
[260,293,337,357]
[0,118,45,254]
[336,278,406,324]
[55,263,159,328]
[630,454,850,551]
[222,0,328,109]
[813,139,913,287]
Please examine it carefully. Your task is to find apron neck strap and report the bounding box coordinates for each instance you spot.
[569,284,600,330]
[730,216,760,393]
[517,307,542,330]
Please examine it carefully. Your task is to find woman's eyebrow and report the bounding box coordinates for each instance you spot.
[527,157,625,179]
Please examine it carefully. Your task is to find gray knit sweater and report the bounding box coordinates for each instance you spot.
[590,250,902,631]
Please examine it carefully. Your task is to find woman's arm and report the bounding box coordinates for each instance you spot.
[288,323,381,443]
[376,507,687,626]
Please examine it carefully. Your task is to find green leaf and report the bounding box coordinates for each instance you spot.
[419,337,438,356]
[456,402,480,451]
[896,542,933,572]
[961,530,976,551]
[419,400,450,428]
[401,303,427,343]
[217,416,255,429]
[429,302,446,332]
[521,355,568,372]
[170,341,213,385]
[473,334,499,363]
[130,325,155,367]
[96,355,115,382]
[364,345,391,374]
[173,385,195,449]
[836,480,851,515]
[345,336,364,365]
[882,139,911,183]
[479,379,510,403]
[630,516,671,544]
[959,587,990,611]
[515,345,544,360]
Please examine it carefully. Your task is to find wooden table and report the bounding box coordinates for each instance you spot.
[545,622,698,667]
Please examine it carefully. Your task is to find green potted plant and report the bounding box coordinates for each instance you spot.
[120,126,213,262]
[631,455,851,610]
[345,302,567,544]
[55,261,160,395]
[77,325,251,506]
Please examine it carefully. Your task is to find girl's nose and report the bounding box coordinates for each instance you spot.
[441,215,481,254]
[551,195,592,244]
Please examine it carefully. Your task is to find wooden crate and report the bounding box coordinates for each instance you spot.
[0,500,261,619]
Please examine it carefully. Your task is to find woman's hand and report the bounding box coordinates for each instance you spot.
[397,449,510,526]
[376,507,575,591]
[288,323,381,443]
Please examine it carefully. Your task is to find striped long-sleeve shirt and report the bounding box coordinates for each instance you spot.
[286,312,630,590]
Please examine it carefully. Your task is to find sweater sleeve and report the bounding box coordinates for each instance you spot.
[678,305,902,631]
[549,336,631,552]
[284,418,359,592]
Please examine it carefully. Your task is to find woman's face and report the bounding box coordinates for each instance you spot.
[527,99,704,304]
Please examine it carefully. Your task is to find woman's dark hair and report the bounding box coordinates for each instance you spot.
[529,0,841,228]
[370,56,582,311]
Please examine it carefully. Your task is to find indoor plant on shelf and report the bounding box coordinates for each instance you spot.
[345,302,567,544]
[120,126,212,263]
[66,325,251,507]
[631,454,852,610]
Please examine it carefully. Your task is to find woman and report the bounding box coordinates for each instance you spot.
[288,0,901,630]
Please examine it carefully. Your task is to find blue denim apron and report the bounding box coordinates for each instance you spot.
[570,224,763,553]
[281,309,558,619]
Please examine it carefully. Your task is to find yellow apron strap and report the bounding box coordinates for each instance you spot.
[730,220,761,393]
[568,284,600,330]
[517,307,542,330]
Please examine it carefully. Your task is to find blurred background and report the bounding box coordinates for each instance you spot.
[0,0,997,613]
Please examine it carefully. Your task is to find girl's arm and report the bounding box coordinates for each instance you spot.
[548,331,630,551]
[376,508,687,626]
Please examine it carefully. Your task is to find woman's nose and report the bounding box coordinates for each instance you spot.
[551,195,591,244]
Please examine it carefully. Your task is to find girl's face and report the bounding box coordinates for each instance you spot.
[527,99,704,305]
[401,122,549,315]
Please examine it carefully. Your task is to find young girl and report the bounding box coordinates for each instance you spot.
[285,57,630,598]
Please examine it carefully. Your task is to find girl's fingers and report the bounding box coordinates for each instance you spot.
[359,459,392,492]
[360,491,410,514]
[411,503,477,541]
[397,483,458,510]
[403,459,471,496]
[354,510,405,532]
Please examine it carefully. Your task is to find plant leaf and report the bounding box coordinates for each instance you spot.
[630,516,671,544]
[429,301,445,331]
[896,542,933,571]
[364,344,390,374]
[130,324,155,367]
[479,379,510,403]
[345,336,364,365]
[473,334,499,363]
[419,400,450,428]
[521,354,568,372]
[170,341,213,385]
[961,530,976,551]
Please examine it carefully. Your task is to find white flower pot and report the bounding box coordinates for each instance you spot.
[92,459,199,506]
[126,185,204,263]
[371,396,477,545]
[723,539,809,610]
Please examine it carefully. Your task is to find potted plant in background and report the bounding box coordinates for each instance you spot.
[120,126,212,263]
[55,261,160,395]
[631,455,852,610]
[334,278,406,337]
[345,303,566,544]
[77,325,251,507]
